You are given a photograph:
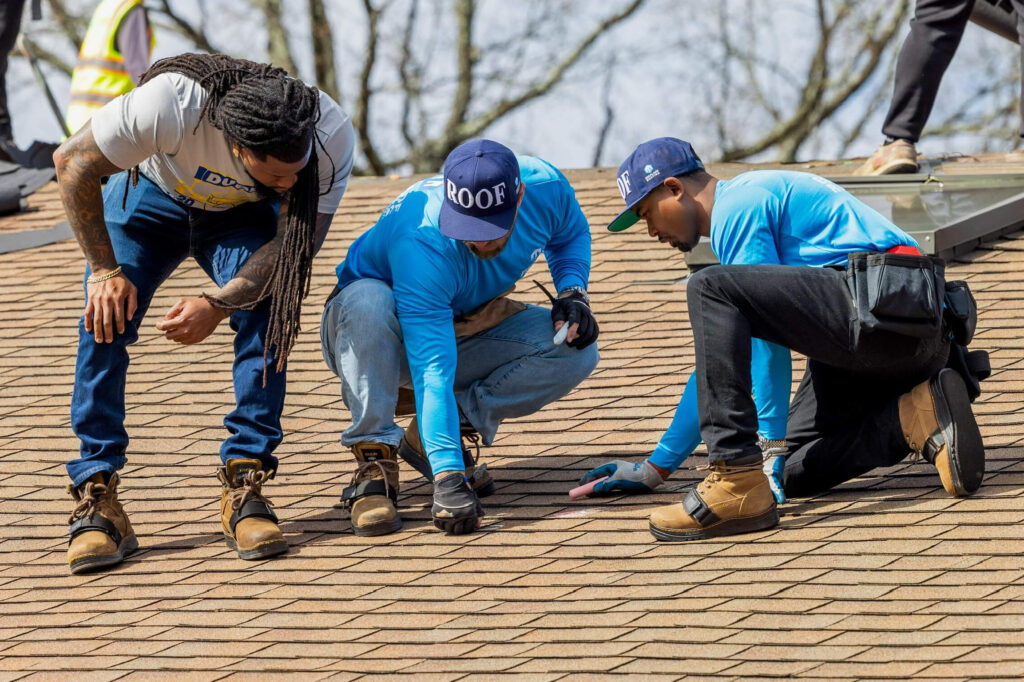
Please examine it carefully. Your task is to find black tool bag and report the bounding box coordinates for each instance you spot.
[941,279,988,402]
[943,280,977,346]
[846,251,945,338]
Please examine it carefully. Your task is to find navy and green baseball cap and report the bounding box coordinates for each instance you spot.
[608,137,704,232]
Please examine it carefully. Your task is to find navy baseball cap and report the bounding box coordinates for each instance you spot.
[439,139,522,241]
[608,137,704,232]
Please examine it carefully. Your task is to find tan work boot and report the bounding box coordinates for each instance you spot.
[218,459,288,560]
[649,462,778,541]
[899,368,985,497]
[341,443,402,536]
[397,416,495,497]
[67,473,138,574]
[852,139,919,176]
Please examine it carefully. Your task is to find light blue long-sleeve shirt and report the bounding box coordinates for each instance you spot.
[649,170,919,471]
[335,156,591,474]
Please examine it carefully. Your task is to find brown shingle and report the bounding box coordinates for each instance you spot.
[2,158,1024,678]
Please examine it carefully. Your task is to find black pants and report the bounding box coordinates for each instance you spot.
[687,265,948,492]
[0,0,25,139]
[884,0,1024,142]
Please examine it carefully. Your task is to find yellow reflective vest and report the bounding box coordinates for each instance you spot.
[66,0,154,135]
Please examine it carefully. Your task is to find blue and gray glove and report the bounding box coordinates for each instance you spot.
[759,437,787,504]
[579,459,664,496]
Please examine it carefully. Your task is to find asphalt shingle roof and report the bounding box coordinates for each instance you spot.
[0,155,1022,680]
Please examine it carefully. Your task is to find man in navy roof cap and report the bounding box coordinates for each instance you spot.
[322,139,600,536]
[582,136,985,542]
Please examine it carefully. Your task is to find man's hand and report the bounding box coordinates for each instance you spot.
[551,289,598,349]
[155,297,230,345]
[579,459,665,496]
[85,271,138,343]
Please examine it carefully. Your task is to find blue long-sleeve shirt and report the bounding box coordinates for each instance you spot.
[649,170,919,471]
[335,156,591,474]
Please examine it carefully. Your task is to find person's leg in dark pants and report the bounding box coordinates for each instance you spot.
[66,172,189,574]
[192,199,284,473]
[883,0,976,143]
[0,0,26,146]
[783,355,945,498]
[68,172,190,487]
[192,198,290,561]
[648,264,969,541]
[687,264,980,498]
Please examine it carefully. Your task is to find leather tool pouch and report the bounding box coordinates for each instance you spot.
[846,251,945,338]
[395,288,527,418]
[452,287,528,339]
[943,280,977,346]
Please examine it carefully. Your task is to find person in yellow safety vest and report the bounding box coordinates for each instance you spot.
[66,0,153,136]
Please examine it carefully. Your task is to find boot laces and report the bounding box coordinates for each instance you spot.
[351,459,399,498]
[694,461,762,492]
[226,469,274,512]
[461,430,481,465]
[69,475,119,525]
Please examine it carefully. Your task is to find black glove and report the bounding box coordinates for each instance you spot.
[432,473,484,535]
[551,289,598,350]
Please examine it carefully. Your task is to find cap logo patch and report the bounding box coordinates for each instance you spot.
[446,179,507,210]
[616,170,632,200]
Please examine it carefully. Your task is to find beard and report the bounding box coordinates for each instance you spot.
[253,178,285,200]
[466,243,504,260]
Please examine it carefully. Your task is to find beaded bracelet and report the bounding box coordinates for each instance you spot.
[86,265,123,284]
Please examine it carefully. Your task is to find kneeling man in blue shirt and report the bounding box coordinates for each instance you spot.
[582,137,984,541]
[322,140,599,536]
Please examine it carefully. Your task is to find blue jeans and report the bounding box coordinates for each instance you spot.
[320,278,599,473]
[67,172,286,487]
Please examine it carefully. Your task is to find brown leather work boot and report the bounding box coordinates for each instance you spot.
[218,459,288,560]
[853,139,919,176]
[342,443,402,536]
[397,416,495,497]
[899,368,985,497]
[67,473,138,574]
[649,462,778,541]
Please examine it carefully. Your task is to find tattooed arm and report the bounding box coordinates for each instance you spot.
[205,208,334,311]
[157,208,335,345]
[53,122,136,344]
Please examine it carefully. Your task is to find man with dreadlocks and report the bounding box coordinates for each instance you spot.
[53,53,354,574]
[321,140,599,537]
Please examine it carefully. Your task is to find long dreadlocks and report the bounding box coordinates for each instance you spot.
[129,53,333,377]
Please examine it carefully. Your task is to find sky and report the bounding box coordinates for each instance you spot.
[6,0,1022,171]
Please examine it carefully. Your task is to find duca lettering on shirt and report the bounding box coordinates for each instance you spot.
[172,166,255,209]
[194,166,256,194]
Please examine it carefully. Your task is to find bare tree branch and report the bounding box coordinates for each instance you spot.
[443,0,476,140]
[154,0,217,53]
[355,0,388,175]
[719,0,909,162]
[308,0,339,101]
[836,52,897,156]
[45,0,87,50]
[418,0,646,168]
[591,54,617,167]
[253,0,298,75]
[397,0,421,149]
[15,34,73,76]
